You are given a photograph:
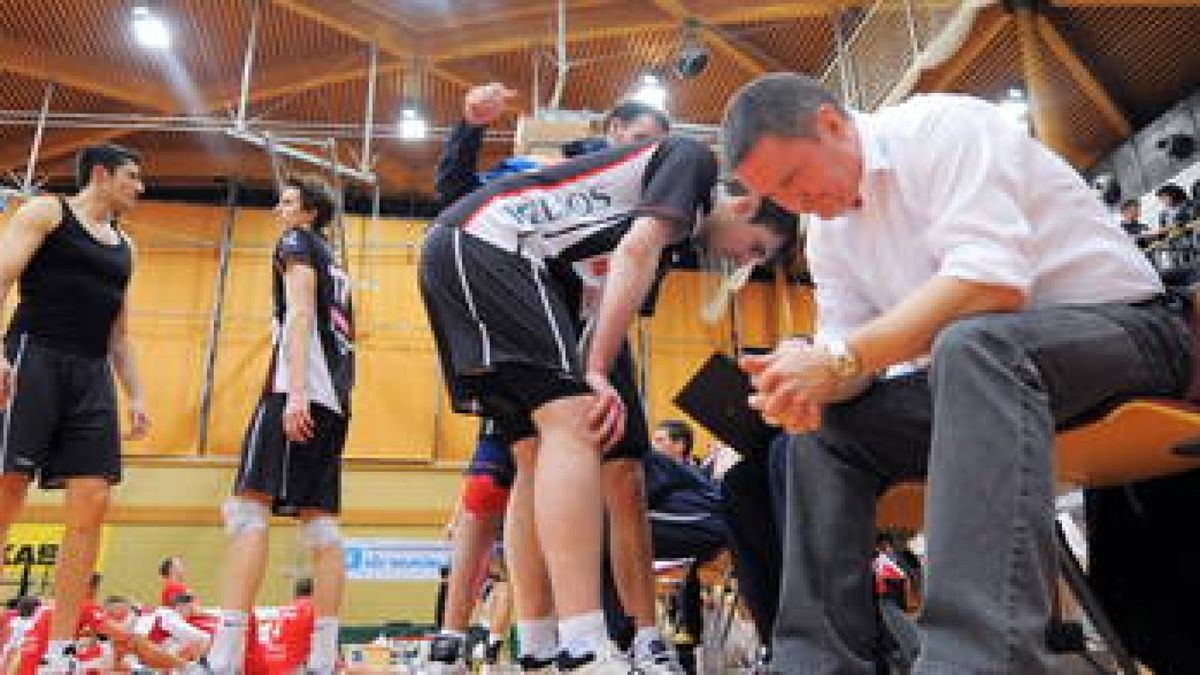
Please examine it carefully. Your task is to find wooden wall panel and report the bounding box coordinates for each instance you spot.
[1,199,815,463]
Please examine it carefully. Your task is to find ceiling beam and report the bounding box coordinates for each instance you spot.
[269,0,418,54]
[269,0,473,95]
[0,37,174,112]
[649,0,768,76]
[1054,0,1197,6]
[1015,7,1085,166]
[424,4,677,61]
[422,1,866,62]
[703,2,876,23]
[1035,15,1132,137]
[197,52,404,111]
[0,54,410,173]
[0,128,134,173]
[922,10,1011,91]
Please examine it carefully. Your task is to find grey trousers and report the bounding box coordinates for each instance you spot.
[773,301,1192,674]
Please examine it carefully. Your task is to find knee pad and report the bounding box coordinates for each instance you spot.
[299,515,342,550]
[462,474,510,518]
[222,497,269,536]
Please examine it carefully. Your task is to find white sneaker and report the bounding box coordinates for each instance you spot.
[556,643,631,674]
[631,639,685,674]
[515,653,558,673]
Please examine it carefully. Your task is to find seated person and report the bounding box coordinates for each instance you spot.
[1156,183,1198,228]
[724,73,1189,672]
[142,593,212,662]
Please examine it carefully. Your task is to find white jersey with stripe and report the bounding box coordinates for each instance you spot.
[266,227,355,415]
[439,136,719,294]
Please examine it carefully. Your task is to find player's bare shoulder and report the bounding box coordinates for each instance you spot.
[10,194,64,235]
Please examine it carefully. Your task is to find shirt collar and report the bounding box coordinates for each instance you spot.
[847,110,891,212]
[853,110,892,175]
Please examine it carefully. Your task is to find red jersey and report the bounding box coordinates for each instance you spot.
[77,602,107,636]
[244,610,269,675]
[187,611,219,636]
[15,606,51,675]
[265,598,315,675]
[160,580,191,607]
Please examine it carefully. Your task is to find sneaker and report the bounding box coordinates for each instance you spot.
[38,651,78,674]
[516,654,558,673]
[424,634,468,675]
[632,639,685,674]
[556,643,631,674]
[485,639,505,664]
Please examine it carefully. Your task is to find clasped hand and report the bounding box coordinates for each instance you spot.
[740,340,840,434]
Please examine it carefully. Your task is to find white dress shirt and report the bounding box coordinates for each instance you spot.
[808,94,1163,345]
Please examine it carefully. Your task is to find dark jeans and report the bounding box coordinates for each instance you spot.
[774,302,1191,674]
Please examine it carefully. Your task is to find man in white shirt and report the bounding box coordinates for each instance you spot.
[720,73,1192,673]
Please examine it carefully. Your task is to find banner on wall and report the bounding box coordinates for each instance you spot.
[2,524,112,595]
[343,539,450,581]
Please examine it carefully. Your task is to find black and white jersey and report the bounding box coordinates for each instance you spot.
[437,135,719,312]
[266,227,355,415]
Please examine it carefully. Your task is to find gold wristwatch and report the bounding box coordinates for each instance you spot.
[823,339,862,379]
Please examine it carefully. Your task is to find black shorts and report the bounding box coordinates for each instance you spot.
[0,335,121,488]
[421,225,649,460]
[234,394,347,516]
[420,225,588,417]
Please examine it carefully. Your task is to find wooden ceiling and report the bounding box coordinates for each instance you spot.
[0,0,1196,197]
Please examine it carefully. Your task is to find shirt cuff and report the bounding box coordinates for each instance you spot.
[938,242,1033,294]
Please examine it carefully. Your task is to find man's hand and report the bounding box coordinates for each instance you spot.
[283,394,315,443]
[125,400,152,441]
[585,371,625,450]
[464,83,517,127]
[0,355,12,408]
[740,341,840,433]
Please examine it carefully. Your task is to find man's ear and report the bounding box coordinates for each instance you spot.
[731,194,758,220]
[818,103,850,141]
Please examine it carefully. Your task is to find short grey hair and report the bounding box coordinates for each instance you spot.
[721,72,846,169]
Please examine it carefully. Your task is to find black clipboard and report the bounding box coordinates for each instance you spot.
[672,352,779,459]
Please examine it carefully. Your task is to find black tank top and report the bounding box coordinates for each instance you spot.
[7,198,133,357]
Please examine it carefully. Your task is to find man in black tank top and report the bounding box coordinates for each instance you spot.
[0,143,150,670]
[208,174,354,675]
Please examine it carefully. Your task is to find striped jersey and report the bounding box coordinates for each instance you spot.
[436,135,719,314]
[266,227,355,415]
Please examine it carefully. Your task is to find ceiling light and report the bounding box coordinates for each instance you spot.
[631,74,668,112]
[398,107,428,141]
[998,88,1028,125]
[132,5,171,50]
[675,19,709,80]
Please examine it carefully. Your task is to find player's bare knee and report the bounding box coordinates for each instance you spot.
[222,496,269,537]
[298,514,342,551]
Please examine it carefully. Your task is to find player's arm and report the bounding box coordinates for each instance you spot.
[282,260,318,442]
[109,239,151,440]
[98,617,190,671]
[435,83,516,208]
[583,216,679,444]
[0,196,59,406]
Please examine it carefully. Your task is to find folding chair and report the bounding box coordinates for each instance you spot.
[876,398,1200,674]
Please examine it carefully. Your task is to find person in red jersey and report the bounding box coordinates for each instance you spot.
[159,556,193,607]
[264,578,317,675]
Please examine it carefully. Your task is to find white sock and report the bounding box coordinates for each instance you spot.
[517,616,558,660]
[307,616,339,671]
[558,611,606,659]
[208,610,248,671]
[438,628,466,640]
[46,639,73,661]
[632,626,665,658]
